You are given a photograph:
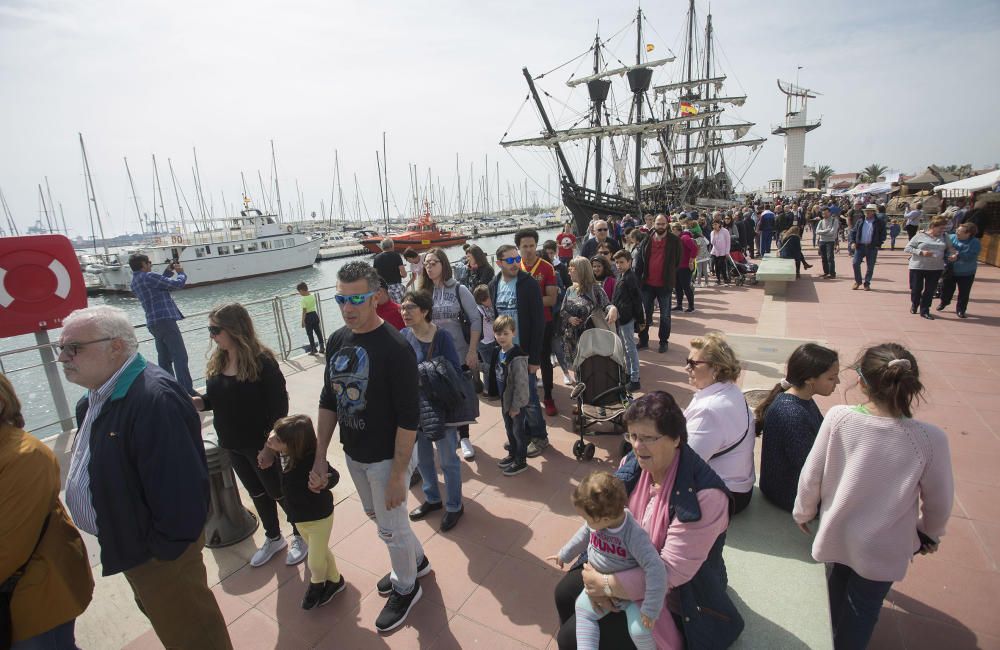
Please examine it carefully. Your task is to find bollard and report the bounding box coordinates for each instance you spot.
[202,433,258,548]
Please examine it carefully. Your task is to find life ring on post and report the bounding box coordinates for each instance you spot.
[286,225,293,234]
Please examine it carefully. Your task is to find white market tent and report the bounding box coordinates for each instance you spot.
[846,182,893,196]
[935,169,1000,197]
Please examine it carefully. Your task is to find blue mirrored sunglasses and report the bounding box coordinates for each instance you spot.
[498,255,522,265]
[334,290,376,306]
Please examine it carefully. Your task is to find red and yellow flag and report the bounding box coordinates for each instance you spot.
[680,102,699,116]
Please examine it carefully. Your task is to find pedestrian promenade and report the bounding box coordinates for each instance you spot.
[65,242,1000,649]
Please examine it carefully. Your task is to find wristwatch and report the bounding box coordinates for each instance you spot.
[603,574,613,597]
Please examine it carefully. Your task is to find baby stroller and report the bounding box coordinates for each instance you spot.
[569,325,633,461]
[727,249,758,286]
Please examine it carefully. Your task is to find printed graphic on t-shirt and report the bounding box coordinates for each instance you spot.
[591,530,629,560]
[328,346,370,425]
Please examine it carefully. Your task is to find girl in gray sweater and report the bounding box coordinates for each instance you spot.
[549,472,666,650]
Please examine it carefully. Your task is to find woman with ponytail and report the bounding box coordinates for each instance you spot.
[756,344,840,512]
[794,343,954,650]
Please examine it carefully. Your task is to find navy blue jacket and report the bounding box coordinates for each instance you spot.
[615,447,745,650]
[487,270,545,366]
[74,356,209,575]
[849,217,887,247]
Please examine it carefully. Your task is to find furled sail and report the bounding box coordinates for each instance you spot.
[653,76,726,94]
[500,110,723,148]
[566,57,676,87]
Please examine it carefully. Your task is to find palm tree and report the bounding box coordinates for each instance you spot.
[861,164,887,183]
[810,165,835,190]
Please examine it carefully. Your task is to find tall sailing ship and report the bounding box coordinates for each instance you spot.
[501,2,765,236]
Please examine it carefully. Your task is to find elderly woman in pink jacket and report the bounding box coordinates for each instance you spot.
[794,342,953,650]
[709,218,732,285]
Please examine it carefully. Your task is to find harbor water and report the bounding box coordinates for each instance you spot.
[1,227,560,437]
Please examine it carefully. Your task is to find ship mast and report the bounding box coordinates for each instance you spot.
[124,157,144,233]
[685,0,695,168]
[522,67,577,188]
[627,8,653,212]
[703,13,713,182]
[587,32,610,195]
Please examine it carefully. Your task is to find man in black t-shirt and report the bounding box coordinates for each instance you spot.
[312,260,427,633]
[372,238,407,303]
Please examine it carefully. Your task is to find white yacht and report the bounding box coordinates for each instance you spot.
[86,208,322,292]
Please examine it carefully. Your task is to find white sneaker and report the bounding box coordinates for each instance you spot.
[536,376,543,388]
[460,438,475,460]
[286,535,308,566]
[250,535,287,567]
[562,375,574,386]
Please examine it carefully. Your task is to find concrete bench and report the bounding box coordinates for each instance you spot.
[756,256,797,295]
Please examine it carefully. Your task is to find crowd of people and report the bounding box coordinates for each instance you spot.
[1,209,965,650]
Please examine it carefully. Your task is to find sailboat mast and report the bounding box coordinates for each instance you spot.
[44,177,59,234]
[153,154,168,231]
[456,154,463,216]
[59,203,68,237]
[382,132,390,228]
[167,159,188,235]
[335,150,345,224]
[124,157,144,233]
[271,140,283,219]
[522,67,577,187]
[79,134,108,254]
[1,186,20,235]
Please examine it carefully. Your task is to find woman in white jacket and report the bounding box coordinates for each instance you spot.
[709,219,732,285]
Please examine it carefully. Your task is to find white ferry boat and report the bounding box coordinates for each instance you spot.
[86,208,322,292]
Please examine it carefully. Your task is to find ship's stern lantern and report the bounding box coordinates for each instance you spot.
[627,68,653,94]
[587,79,612,104]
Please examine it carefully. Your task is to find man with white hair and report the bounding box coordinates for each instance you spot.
[58,306,231,649]
[581,219,622,259]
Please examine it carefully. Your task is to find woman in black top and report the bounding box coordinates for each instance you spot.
[193,302,305,568]
[463,245,495,290]
[754,343,839,512]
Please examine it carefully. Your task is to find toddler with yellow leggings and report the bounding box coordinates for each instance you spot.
[266,414,343,610]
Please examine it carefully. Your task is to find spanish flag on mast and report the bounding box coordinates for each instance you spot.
[680,101,699,116]
[645,43,655,53]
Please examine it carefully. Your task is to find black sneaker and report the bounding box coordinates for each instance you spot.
[658,342,668,353]
[503,460,529,476]
[497,455,516,469]
[375,583,423,633]
[316,576,346,608]
[377,556,432,596]
[302,581,326,610]
[628,381,641,392]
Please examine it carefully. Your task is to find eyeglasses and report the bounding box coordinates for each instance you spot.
[596,228,608,232]
[623,432,666,446]
[334,291,376,306]
[685,358,710,368]
[423,259,440,267]
[57,337,113,357]
[497,255,522,265]
[399,303,419,312]
[207,325,223,336]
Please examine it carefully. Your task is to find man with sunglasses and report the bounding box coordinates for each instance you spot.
[58,305,231,649]
[128,253,194,395]
[312,261,425,633]
[488,244,548,456]
[581,219,622,260]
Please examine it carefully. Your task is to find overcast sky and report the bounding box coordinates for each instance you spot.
[1,0,997,237]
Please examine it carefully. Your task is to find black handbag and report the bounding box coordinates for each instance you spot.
[453,285,472,344]
[1,515,50,650]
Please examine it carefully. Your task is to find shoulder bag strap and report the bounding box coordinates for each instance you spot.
[710,401,752,460]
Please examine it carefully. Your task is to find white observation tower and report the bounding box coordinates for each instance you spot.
[772,80,821,192]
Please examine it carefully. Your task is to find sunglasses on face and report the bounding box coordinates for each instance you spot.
[334,290,376,306]
[207,325,223,336]
[400,303,419,312]
[498,255,522,265]
[596,228,608,232]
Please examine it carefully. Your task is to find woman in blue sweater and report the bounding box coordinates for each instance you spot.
[754,343,840,512]
[938,222,982,319]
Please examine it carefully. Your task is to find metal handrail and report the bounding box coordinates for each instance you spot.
[0,283,341,436]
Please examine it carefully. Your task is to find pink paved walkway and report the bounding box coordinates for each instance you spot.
[123,241,1000,650]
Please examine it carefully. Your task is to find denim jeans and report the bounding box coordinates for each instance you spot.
[345,453,425,595]
[639,284,671,345]
[303,311,324,353]
[826,563,892,650]
[759,231,773,255]
[11,620,79,650]
[416,427,463,512]
[146,318,194,394]
[226,447,298,539]
[502,409,529,463]
[851,244,879,286]
[819,241,836,276]
[617,320,640,382]
[524,373,548,441]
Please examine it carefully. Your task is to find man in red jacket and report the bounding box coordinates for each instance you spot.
[375,279,405,330]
